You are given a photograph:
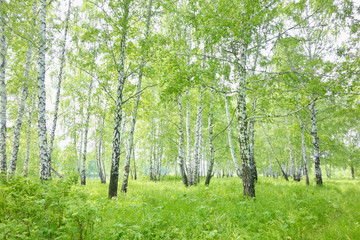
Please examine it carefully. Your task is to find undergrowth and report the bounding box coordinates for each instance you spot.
[0,175,359,239]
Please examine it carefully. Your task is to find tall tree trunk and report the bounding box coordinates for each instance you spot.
[23,95,35,177]
[121,0,152,192]
[236,43,255,197]
[225,95,241,177]
[108,0,130,199]
[0,0,7,176]
[309,99,322,185]
[205,91,215,185]
[298,100,310,185]
[186,89,192,185]
[37,0,49,180]
[193,89,203,185]
[249,99,257,182]
[177,95,188,187]
[351,165,355,179]
[47,0,71,177]
[80,79,93,185]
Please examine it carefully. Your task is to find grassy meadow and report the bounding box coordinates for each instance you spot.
[0,176,359,239]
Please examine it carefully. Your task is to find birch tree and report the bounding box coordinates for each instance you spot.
[0,0,6,175]
[47,0,71,177]
[108,0,131,198]
[310,99,323,185]
[37,0,49,180]
[177,94,188,186]
[121,0,153,193]
[8,0,37,177]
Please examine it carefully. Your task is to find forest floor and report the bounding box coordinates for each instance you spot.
[0,175,359,239]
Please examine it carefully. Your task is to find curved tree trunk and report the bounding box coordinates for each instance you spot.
[47,0,71,178]
[37,0,49,180]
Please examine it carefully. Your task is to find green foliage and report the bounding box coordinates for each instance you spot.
[1,177,359,239]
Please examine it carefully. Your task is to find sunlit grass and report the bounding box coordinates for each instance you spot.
[1,175,359,239]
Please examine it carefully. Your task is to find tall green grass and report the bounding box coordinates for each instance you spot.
[0,175,359,239]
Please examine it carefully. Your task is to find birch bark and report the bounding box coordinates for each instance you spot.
[298,101,310,185]
[177,95,188,186]
[309,99,323,185]
[0,0,6,175]
[236,43,255,197]
[8,0,38,176]
[47,0,71,177]
[193,89,203,185]
[37,0,49,180]
[108,0,130,198]
[121,0,152,192]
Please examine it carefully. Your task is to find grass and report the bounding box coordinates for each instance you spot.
[0,175,359,239]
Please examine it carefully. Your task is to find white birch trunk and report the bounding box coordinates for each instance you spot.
[80,79,93,185]
[193,89,203,185]
[178,95,188,186]
[121,0,152,192]
[47,0,71,177]
[0,1,6,175]
[37,0,49,180]
[298,101,310,185]
[236,43,255,197]
[108,0,130,198]
[309,99,323,185]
